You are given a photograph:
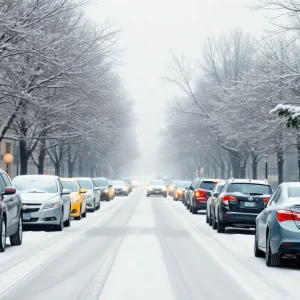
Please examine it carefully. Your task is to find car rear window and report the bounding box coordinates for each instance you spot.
[93,179,108,186]
[228,183,272,195]
[200,181,218,190]
[77,180,92,190]
[288,187,300,198]
[61,181,77,192]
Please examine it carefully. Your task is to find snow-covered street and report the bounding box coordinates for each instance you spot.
[0,186,299,300]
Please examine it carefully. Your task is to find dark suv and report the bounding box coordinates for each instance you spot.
[212,178,272,233]
[0,170,23,252]
[187,178,218,214]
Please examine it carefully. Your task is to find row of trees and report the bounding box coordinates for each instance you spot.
[0,0,138,177]
[162,0,300,184]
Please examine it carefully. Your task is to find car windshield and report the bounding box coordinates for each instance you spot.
[200,181,218,190]
[288,187,300,198]
[13,177,58,193]
[149,180,165,186]
[113,180,125,185]
[228,183,272,195]
[77,180,92,190]
[176,181,188,188]
[93,179,108,186]
[61,181,77,192]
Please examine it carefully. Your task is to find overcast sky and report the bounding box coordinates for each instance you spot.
[86,0,270,176]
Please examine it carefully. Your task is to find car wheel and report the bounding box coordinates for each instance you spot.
[10,215,22,246]
[206,211,209,223]
[147,194,149,197]
[64,209,71,227]
[254,229,264,258]
[90,200,96,212]
[191,203,197,214]
[217,212,225,233]
[212,211,217,230]
[187,203,190,210]
[266,232,281,267]
[0,217,6,253]
[164,194,167,198]
[82,206,87,218]
[55,210,64,231]
[96,201,100,210]
[74,205,82,220]
[209,209,213,226]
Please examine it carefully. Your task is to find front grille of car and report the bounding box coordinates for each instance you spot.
[24,208,40,213]
[23,218,39,223]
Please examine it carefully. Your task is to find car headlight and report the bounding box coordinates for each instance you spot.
[43,200,60,209]
[123,187,128,191]
[71,198,80,204]
[162,187,167,191]
[104,189,109,193]
[148,187,152,191]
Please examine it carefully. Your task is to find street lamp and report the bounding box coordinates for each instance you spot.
[263,154,268,180]
[3,152,14,174]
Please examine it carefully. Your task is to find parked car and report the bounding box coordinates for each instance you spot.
[167,180,176,197]
[173,181,191,201]
[131,178,139,188]
[0,170,23,252]
[147,180,167,197]
[113,180,129,196]
[13,175,71,231]
[75,177,100,212]
[206,180,226,225]
[187,178,217,214]
[212,178,272,233]
[61,178,87,220]
[255,182,300,267]
[93,177,114,201]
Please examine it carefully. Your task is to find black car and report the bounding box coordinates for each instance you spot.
[0,170,23,252]
[93,177,113,201]
[212,178,272,233]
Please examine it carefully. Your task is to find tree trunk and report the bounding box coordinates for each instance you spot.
[277,148,284,185]
[229,154,240,178]
[68,161,74,177]
[37,140,46,175]
[54,163,60,176]
[239,159,247,179]
[220,161,225,179]
[19,140,29,175]
[252,153,258,180]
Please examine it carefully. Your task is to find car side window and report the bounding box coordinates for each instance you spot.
[268,187,281,207]
[58,180,63,192]
[0,175,6,193]
[1,174,12,187]
[194,180,201,189]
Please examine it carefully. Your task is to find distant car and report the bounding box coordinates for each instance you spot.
[131,178,139,188]
[206,181,226,225]
[93,177,114,201]
[167,180,176,197]
[173,181,191,201]
[0,170,23,252]
[187,178,217,214]
[13,175,71,231]
[255,182,300,267]
[183,178,199,209]
[121,179,133,193]
[147,180,167,197]
[75,177,100,212]
[61,178,87,220]
[108,180,115,198]
[113,180,129,196]
[212,178,272,233]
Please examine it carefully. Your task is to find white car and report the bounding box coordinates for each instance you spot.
[75,177,101,212]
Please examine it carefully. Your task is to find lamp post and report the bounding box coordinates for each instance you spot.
[3,152,14,175]
[263,154,268,180]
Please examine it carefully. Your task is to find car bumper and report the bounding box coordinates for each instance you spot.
[194,202,207,210]
[271,221,300,254]
[100,193,109,200]
[22,206,62,225]
[220,211,258,226]
[115,190,128,196]
[148,191,167,196]
[71,201,81,217]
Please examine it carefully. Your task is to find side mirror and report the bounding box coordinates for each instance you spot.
[62,189,71,195]
[94,187,100,191]
[207,191,212,197]
[108,184,112,188]
[80,188,87,194]
[189,186,194,191]
[3,187,16,195]
[213,192,219,198]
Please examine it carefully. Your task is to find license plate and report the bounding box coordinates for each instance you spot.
[244,202,255,207]
[115,191,120,193]
[156,191,160,194]
[23,213,31,220]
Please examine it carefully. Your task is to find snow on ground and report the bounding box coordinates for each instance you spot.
[99,197,175,300]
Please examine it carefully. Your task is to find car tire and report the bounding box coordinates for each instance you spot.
[209,209,213,226]
[164,194,167,198]
[82,206,87,218]
[191,203,197,214]
[75,205,82,220]
[96,201,100,210]
[0,217,6,253]
[217,213,225,233]
[206,211,209,223]
[187,203,190,210]
[254,229,264,258]
[266,232,281,267]
[212,212,217,230]
[90,200,96,212]
[55,211,64,231]
[64,210,71,227]
[10,215,22,246]
[147,194,149,197]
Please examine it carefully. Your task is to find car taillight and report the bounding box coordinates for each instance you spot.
[262,198,269,203]
[276,210,293,222]
[221,195,237,205]
[195,189,208,202]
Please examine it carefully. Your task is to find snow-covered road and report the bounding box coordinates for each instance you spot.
[0,187,299,300]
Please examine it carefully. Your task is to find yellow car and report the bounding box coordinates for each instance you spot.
[61,178,87,220]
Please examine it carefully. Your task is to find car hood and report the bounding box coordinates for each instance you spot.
[20,192,60,203]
